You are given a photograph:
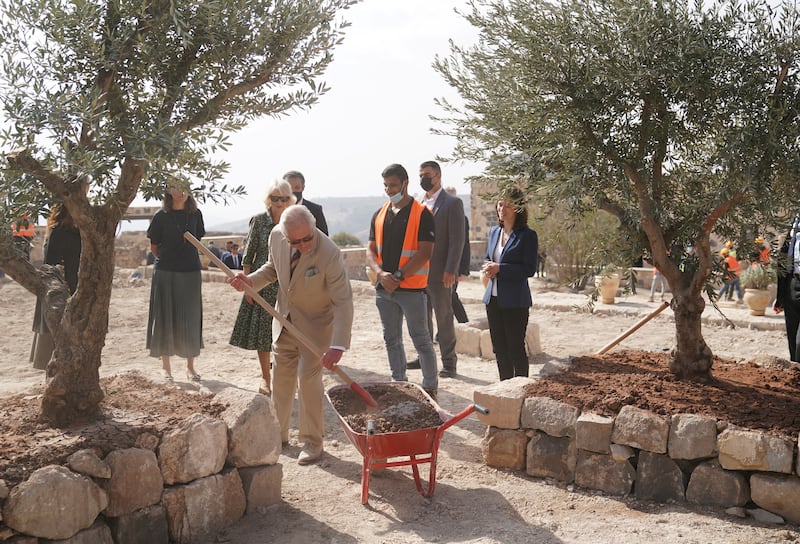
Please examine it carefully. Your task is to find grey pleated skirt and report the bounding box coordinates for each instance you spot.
[147,269,203,358]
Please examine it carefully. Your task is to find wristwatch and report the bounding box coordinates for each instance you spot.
[392,269,404,281]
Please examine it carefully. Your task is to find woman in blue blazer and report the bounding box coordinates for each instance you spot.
[481,189,538,380]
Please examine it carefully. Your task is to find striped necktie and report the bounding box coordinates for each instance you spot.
[290,250,300,277]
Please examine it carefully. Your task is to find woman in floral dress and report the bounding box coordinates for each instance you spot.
[229,179,295,395]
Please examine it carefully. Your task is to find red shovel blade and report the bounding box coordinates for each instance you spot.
[350,381,378,408]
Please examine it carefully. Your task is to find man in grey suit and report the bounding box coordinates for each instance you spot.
[417,160,465,378]
[229,205,353,465]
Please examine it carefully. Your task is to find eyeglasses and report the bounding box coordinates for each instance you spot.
[288,233,315,246]
[270,195,291,203]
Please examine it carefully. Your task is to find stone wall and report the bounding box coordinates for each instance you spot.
[0,387,283,543]
[475,376,800,525]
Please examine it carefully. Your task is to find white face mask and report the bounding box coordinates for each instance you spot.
[387,182,406,205]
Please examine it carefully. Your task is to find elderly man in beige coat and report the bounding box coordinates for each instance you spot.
[230,204,353,465]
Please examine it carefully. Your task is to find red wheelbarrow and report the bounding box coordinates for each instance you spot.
[326,382,489,505]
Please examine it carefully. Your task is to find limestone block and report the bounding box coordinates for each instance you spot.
[668,414,717,460]
[686,461,749,507]
[481,427,528,470]
[454,323,481,357]
[539,357,572,377]
[67,449,111,479]
[158,413,228,484]
[0,478,8,499]
[102,448,163,517]
[750,473,800,524]
[611,405,669,453]
[239,464,283,514]
[576,413,613,454]
[748,507,786,524]
[479,329,494,360]
[2,465,108,540]
[717,428,794,473]
[163,468,246,544]
[216,387,282,467]
[525,322,542,358]
[574,450,635,496]
[610,443,635,461]
[48,520,113,543]
[521,397,579,438]
[635,451,686,503]
[107,505,169,544]
[5,536,37,544]
[473,377,535,429]
[526,431,577,483]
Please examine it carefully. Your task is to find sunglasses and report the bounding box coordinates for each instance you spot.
[270,195,291,203]
[288,233,315,246]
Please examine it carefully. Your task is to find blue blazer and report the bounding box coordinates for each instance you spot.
[482,225,538,307]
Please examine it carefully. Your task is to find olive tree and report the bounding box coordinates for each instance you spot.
[0,0,358,425]
[435,0,800,380]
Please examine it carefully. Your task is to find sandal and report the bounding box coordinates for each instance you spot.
[161,369,174,383]
[186,371,201,383]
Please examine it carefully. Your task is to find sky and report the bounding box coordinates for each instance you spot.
[188,0,483,227]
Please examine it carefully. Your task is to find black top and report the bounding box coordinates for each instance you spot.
[147,209,205,272]
[45,226,81,293]
[369,202,435,290]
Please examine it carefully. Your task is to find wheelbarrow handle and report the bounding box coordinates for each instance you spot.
[473,403,489,416]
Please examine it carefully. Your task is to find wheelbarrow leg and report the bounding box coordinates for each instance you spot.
[361,451,371,505]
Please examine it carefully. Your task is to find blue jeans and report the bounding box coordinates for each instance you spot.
[718,277,742,300]
[376,288,438,390]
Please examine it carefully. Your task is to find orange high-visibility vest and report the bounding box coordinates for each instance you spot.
[724,255,741,277]
[11,215,35,238]
[374,200,429,289]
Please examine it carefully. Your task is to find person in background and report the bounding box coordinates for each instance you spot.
[30,203,81,370]
[11,213,36,261]
[283,170,329,236]
[480,188,538,381]
[536,248,547,278]
[445,186,470,324]
[417,160,464,378]
[648,265,667,302]
[229,179,295,396]
[717,247,743,304]
[146,184,205,383]
[368,163,438,399]
[228,205,353,465]
[222,243,243,270]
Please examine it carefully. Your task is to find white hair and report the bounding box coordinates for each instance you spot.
[279,204,316,235]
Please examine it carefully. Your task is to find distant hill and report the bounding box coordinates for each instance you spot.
[209,195,470,244]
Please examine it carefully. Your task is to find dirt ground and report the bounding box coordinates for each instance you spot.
[1,273,799,543]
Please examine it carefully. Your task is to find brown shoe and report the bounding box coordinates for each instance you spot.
[423,387,438,402]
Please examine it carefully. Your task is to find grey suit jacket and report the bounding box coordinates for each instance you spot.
[425,189,466,282]
[249,228,353,351]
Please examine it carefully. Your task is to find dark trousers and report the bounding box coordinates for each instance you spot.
[783,276,800,362]
[485,297,530,380]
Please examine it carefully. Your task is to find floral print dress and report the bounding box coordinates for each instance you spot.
[229,212,279,351]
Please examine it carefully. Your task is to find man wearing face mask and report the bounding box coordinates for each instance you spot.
[367,163,439,399]
[414,160,465,378]
[283,170,329,236]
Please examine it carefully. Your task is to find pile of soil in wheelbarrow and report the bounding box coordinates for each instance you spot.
[328,382,442,434]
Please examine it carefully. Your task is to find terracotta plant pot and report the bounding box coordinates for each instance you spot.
[594,273,621,304]
[743,288,771,316]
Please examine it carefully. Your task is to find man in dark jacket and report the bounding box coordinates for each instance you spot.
[283,170,329,236]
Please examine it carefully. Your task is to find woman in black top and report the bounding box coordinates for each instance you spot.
[30,203,82,369]
[146,186,205,382]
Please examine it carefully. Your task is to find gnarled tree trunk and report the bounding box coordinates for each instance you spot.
[669,291,713,380]
[41,213,119,425]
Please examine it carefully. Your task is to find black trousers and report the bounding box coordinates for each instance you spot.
[783,276,800,362]
[485,297,530,380]
[451,280,468,324]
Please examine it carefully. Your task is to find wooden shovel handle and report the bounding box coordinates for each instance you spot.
[184,233,377,406]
